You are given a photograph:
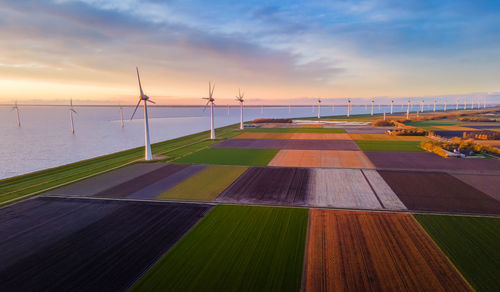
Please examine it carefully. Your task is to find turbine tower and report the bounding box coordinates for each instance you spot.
[464,99,467,110]
[317,98,321,119]
[390,100,394,114]
[347,98,351,118]
[444,100,447,111]
[131,67,155,161]
[119,103,124,128]
[235,89,245,130]
[12,100,21,127]
[203,82,216,140]
[421,100,424,112]
[370,98,374,116]
[433,99,436,112]
[406,99,410,119]
[456,98,459,110]
[69,99,77,134]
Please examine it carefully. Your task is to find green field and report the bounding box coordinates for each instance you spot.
[245,128,346,133]
[414,214,500,291]
[132,205,309,292]
[355,140,424,151]
[407,120,459,130]
[174,148,278,166]
[0,124,240,206]
[157,165,247,201]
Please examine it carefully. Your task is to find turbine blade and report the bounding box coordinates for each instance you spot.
[136,67,144,97]
[130,99,141,120]
[147,99,156,104]
[203,100,210,112]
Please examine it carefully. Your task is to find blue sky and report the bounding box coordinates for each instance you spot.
[0,0,499,104]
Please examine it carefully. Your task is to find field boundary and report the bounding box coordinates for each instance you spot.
[360,169,385,208]
[300,209,312,292]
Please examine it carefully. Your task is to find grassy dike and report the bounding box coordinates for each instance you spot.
[0,124,241,206]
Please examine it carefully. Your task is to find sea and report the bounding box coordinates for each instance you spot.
[0,104,446,179]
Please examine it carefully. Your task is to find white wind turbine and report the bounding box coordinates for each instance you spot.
[130,67,155,161]
[444,100,447,111]
[390,100,394,114]
[69,99,77,134]
[317,98,321,119]
[406,99,410,119]
[421,100,424,112]
[370,98,374,116]
[456,98,459,110]
[12,100,21,127]
[433,99,436,112]
[347,98,351,118]
[235,89,245,130]
[203,82,216,139]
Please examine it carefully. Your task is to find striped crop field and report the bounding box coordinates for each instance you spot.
[157,165,247,202]
[268,150,374,168]
[236,132,352,140]
[213,138,359,150]
[174,148,278,166]
[355,140,424,151]
[0,197,211,291]
[245,128,346,133]
[132,205,309,292]
[414,214,500,292]
[304,209,471,291]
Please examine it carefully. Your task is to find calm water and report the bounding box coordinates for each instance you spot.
[0,104,446,179]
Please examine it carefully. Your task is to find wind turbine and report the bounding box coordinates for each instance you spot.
[203,82,216,140]
[406,99,410,119]
[421,100,424,112]
[471,98,475,109]
[456,98,459,110]
[444,100,447,111]
[235,89,245,130]
[484,97,487,109]
[464,98,467,110]
[12,100,21,127]
[317,98,321,119]
[69,99,77,134]
[390,100,394,114]
[370,98,374,116]
[131,67,155,161]
[433,99,436,112]
[347,98,351,118]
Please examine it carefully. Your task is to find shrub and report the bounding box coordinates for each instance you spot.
[458,117,496,122]
[391,128,428,136]
[420,141,448,157]
[371,119,395,127]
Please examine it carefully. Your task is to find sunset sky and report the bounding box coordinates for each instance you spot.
[1,0,499,105]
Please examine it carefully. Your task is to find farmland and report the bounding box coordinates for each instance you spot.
[269,150,374,168]
[158,165,247,201]
[379,170,500,215]
[348,133,430,141]
[414,214,500,291]
[304,209,471,291]
[214,138,359,150]
[0,197,211,291]
[451,173,500,201]
[217,167,310,206]
[245,128,346,133]
[236,132,352,140]
[355,140,423,151]
[365,151,500,171]
[174,148,278,166]
[132,205,308,292]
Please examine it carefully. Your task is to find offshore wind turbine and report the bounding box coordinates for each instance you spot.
[203,82,216,139]
[390,100,394,114]
[120,105,124,128]
[347,98,351,118]
[131,67,155,161]
[370,98,374,116]
[317,98,321,119]
[464,98,467,110]
[235,89,245,130]
[433,99,436,112]
[444,100,447,111]
[456,98,459,110]
[69,99,77,134]
[406,99,410,119]
[12,100,21,127]
[421,100,424,112]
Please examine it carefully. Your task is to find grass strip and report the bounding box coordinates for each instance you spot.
[174,148,279,166]
[245,128,346,133]
[0,124,240,206]
[355,140,424,151]
[157,165,247,201]
[131,205,309,292]
[414,214,500,291]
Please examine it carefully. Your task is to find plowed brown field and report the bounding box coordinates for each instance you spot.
[236,132,351,140]
[268,150,374,168]
[304,209,471,292]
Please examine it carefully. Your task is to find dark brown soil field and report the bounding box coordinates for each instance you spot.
[0,197,211,291]
[304,209,471,291]
[45,163,166,196]
[129,164,207,199]
[365,151,500,171]
[451,173,500,201]
[216,167,310,206]
[378,170,500,214]
[213,138,360,150]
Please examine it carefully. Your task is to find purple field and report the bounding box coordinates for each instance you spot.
[452,173,500,201]
[365,151,500,171]
[378,170,500,215]
[0,197,211,291]
[216,167,310,206]
[344,127,390,134]
[213,138,360,150]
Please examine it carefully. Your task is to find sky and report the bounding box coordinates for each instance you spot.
[0,0,499,105]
